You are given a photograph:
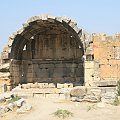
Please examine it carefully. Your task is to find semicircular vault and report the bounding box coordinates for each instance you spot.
[1,14,92,86]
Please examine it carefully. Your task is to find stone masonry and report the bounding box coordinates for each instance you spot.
[0,14,119,89]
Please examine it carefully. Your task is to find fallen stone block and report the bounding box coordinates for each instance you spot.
[0,96,5,102]
[70,86,87,97]
[7,103,15,111]
[0,107,6,115]
[71,96,84,102]
[83,95,100,103]
[3,92,12,99]
[101,91,117,104]
[2,106,10,113]
[16,103,32,114]
[16,98,25,107]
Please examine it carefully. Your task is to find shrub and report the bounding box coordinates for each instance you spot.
[117,80,120,96]
[87,104,96,112]
[53,109,73,120]
[7,95,21,103]
[112,98,119,106]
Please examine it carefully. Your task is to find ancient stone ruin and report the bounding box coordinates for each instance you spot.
[0,14,119,94]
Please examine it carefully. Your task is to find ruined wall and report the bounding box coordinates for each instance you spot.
[1,14,120,88]
[92,33,120,86]
[0,14,91,86]
[9,33,84,85]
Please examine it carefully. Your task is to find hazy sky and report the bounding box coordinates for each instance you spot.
[0,0,120,52]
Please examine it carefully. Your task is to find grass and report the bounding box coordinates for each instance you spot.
[111,98,119,106]
[7,95,21,103]
[53,109,73,120]
[87,104,96,112]
[117,80,120,96]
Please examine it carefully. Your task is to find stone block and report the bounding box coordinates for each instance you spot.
[41,14,48,20]
[48,83,56,88]
[70,86,87,97]
[85,68,94,76]
[26,83,33,89]
[69,20,77,28]
[7,85,12,91]
[93,80,117,87]
[27,73,33,78]
[101,91,117,104]
[73,25,81,34]
[16,103,32,113]
[48,15,55,19]
[85,61,94,69]
[62,16,71,23]
[87,87,101,96]
[1,52,9,60]
[100,64,118,78]
[38,83,43,88]
[0,84,7,93]
[21,84,28,89]
[56,17,62,22]
[100,87,116,93]
[31,83,38,88]
[42,83,49,88]
[64,77,75,83]
[63,83,73,88]
[83,95,100,103]
[57,83,64,89]
[85,68,94,86]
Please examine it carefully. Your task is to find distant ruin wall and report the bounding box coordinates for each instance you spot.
[92,33,120,86]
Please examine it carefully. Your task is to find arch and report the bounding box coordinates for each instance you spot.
[3,14,92,85]
[9,15,91,59]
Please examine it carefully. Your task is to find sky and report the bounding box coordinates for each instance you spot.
[0,0,120,52]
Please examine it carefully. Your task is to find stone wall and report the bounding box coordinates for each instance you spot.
[0,14,120,88]
[92,33,120,86]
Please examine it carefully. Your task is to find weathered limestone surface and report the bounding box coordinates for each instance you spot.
[85,61,94,87]
[0,14,92,86]
[0,14,120,89]
[0,84,7,93]
[0,93,32,116]
[93,33,120,86]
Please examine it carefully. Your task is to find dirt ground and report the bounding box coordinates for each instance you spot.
[1,96,120,120]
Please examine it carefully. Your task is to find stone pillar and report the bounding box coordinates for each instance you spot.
[84,61,94,87]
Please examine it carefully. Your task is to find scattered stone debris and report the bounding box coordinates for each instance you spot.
[0,92,32,116]
[101,91,117,104]
[68,86,117,103]
[16,103,32,114]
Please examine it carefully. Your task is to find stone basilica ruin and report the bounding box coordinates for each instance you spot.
[0,14,120,89]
